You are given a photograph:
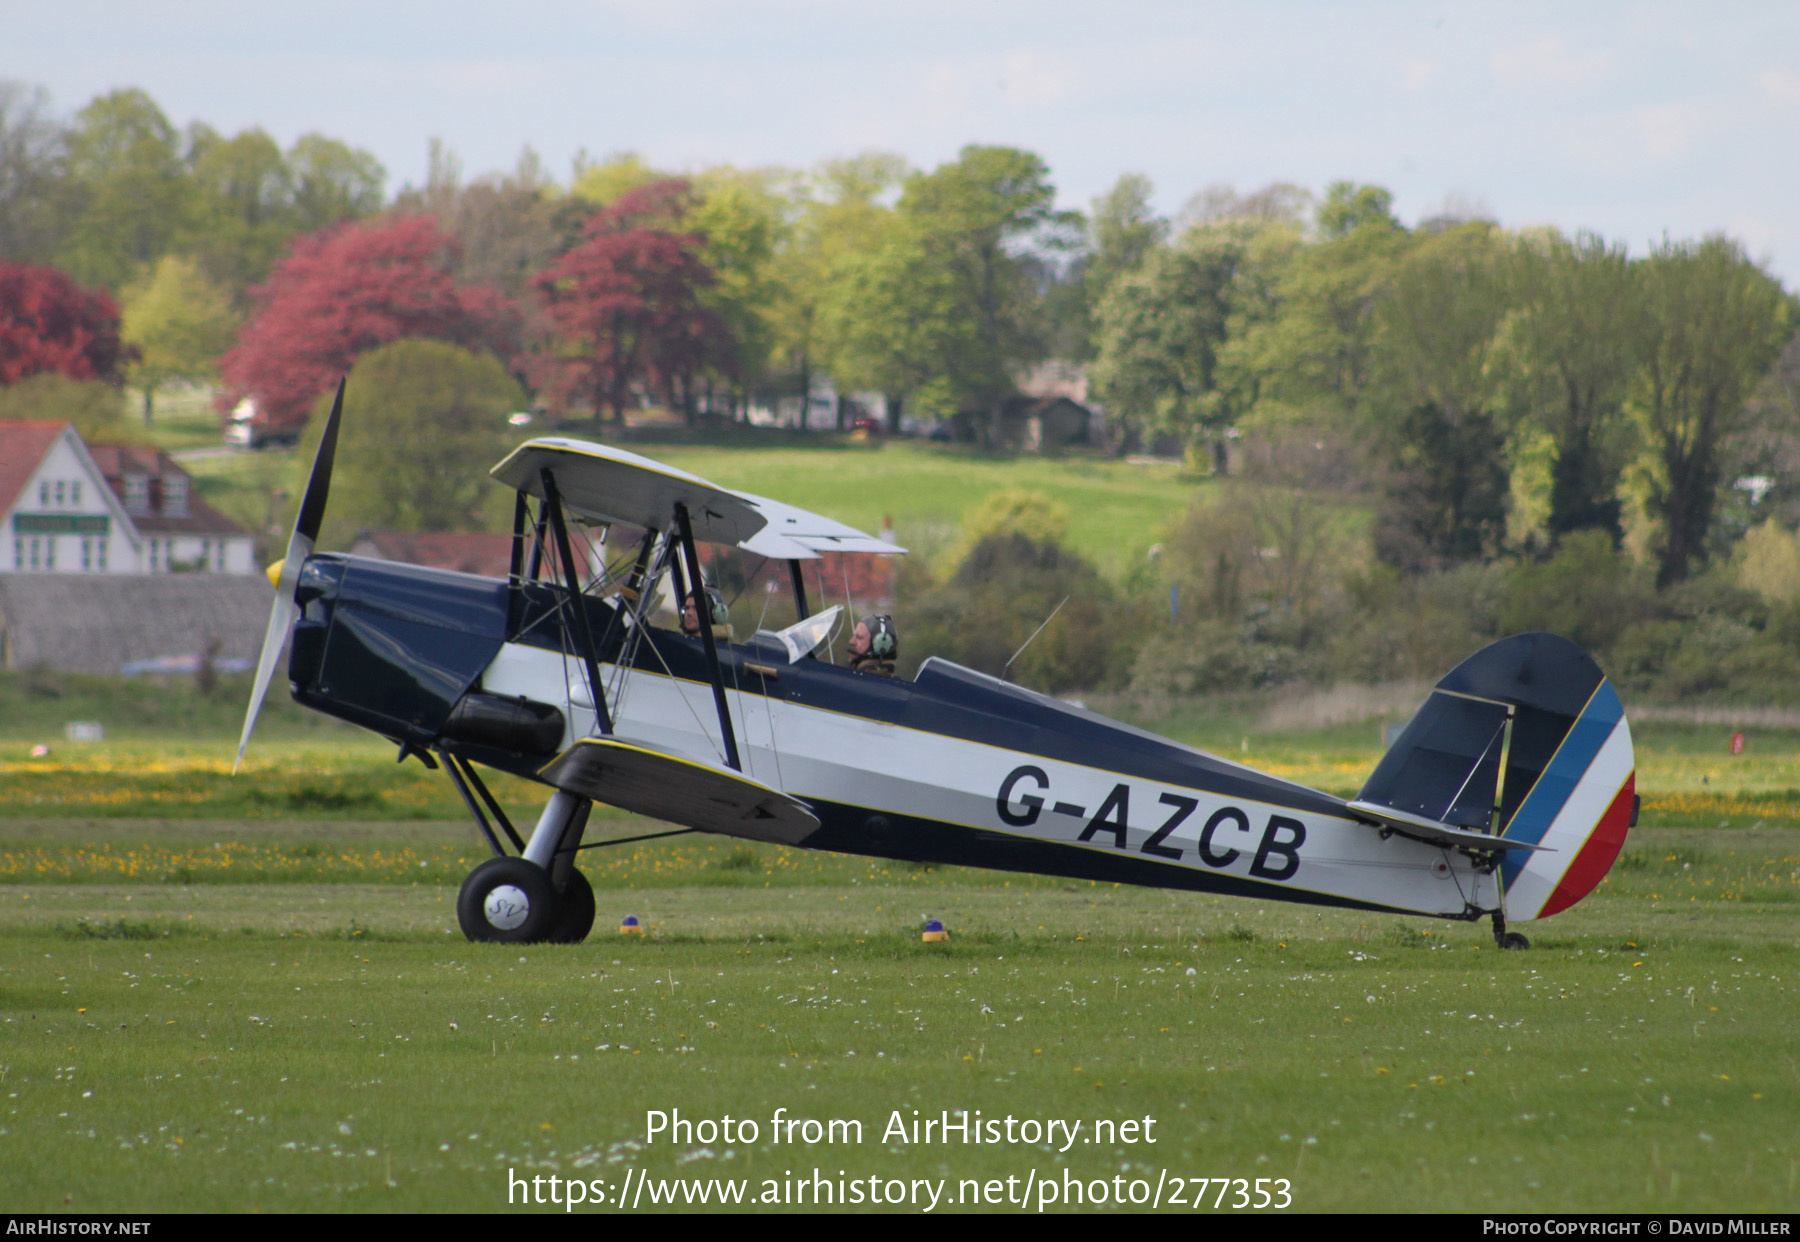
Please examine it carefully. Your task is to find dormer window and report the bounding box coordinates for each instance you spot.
[163,474,189,516]
[124,475,149,512]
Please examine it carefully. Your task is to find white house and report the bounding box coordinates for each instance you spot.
[0,422,256,575]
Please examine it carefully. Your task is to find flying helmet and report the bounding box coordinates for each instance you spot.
[858,613,898,660]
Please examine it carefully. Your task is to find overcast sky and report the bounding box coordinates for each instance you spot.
[7,1,1798,279]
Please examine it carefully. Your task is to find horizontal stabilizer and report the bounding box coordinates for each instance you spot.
[537,736,819,845]
[1345,800,1548,853]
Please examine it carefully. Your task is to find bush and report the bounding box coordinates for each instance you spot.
[905,532,1138,693]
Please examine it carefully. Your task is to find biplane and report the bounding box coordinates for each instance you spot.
[237,385,1638,948]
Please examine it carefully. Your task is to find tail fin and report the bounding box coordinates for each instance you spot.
[1357,633,1636,921]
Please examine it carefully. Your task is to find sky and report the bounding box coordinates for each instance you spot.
[6,0,1799,279]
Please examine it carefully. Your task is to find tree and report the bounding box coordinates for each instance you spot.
[0,371,139,442]
[1086,173,1166,299]
[1227,187,1408,429]
[303,339,523,539]
[57,89,191,291]
[533,180,735,425]
[394,143,561,299]
[1091,221,1272,464]
[218,215,514,434]
[1632,236,1796,586]
[769,153,906,409]
[287,134,384,233]
[1496,230,1642,543]
[121,255,239,422]
[824,146,1072,437]
[0,82,70,264]
[0,262,129,384]
[181,124,296,293]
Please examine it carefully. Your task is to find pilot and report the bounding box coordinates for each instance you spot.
[680,586,734,642]
[848,613,898,675]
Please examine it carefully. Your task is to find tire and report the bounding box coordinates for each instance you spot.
[548,869,596,944]
[457,857,557,943]
[1500,931,1531,951]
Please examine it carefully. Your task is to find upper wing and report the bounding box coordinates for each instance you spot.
[490,437,905,560]
[734,492,907,559]
[490,438,766,545]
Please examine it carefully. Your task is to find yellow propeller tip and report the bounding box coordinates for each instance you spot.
[265,558,285,588]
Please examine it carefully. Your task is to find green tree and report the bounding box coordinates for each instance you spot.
[305,339,523,539]
[120,255,239,423]
[57,89,191,290]
[1086,173,1165,295]
[1228,189,1408,429]
[825,146,1070,436]
[0,371,140,442]
[1632,236,1796,585]
[287,133,384,232]
[181,124,295,293]
[1368,223,1514,571]
[570,151,665,209]
[1091,220,1281,464]
[1496,230,1643,543]
[686,166,791,409]
[783,154,908,406]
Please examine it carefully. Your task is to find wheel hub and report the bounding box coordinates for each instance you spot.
[484,884,531,930]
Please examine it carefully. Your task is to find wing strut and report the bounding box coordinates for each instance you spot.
[674,500,742,772]
[541,468,612,736]
[788,559,811,620]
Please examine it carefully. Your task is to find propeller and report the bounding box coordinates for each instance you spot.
[234,379,344,772]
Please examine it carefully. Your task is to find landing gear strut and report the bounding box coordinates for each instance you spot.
[455,787,597,944]
[1491,911,1529,951]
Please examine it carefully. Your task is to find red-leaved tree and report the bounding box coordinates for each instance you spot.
[218,215,516,433]
[0,263,130,386]
[532,180,735,425]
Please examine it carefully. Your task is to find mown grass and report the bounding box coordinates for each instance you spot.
[3,684,1797,1210]
[1,816,1797,1213]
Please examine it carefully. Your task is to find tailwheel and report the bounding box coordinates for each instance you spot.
[1491,911,1530,951]
[457,857,556,943]
[548,869,596,944]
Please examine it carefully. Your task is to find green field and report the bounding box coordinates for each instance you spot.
[2,706,1797,1214]
[165,433,1201,578]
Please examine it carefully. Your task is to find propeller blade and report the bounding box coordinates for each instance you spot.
[234,380,345,772]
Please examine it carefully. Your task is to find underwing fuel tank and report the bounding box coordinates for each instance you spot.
[289,553,511,746]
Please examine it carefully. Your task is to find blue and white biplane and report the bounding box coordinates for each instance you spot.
[238,386,1638,947]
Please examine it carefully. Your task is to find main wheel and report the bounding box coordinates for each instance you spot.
[457,857,557,943]
[548,869,596,944]
[1500,931,1531,951]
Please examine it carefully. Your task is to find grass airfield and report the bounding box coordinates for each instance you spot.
[1,714,1797,1213]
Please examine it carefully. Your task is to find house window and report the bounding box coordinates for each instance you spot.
[163,475,188,516]
[148,539,159,571]
[38,482,48,506]
[28,539,39,570]
[199,539,211,570]
[72,481,82,507]
[215,542,225,570]
[53,480,65,507]
[81,539,91,571]
[45,537,55,569]
[13,540,21,569]
[124,475,149,511]
[97,539,107,571]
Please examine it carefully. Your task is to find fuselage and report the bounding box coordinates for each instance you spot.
[288,553,1498,921]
